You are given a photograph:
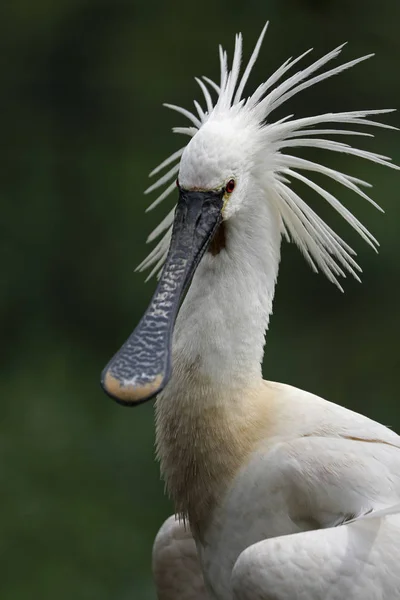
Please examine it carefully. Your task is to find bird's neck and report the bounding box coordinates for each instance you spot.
[155,192,281,538]
[173,193,281,389]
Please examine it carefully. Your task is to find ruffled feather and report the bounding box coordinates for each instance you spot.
[140,23,398,288]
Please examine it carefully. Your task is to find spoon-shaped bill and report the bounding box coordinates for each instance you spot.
[101,188,225,405]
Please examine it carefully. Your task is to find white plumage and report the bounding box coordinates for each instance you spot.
[102,22,400,600]
[139,23,396,289]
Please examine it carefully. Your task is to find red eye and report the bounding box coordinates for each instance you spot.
[226,179,235,194]
[176,178,180,188]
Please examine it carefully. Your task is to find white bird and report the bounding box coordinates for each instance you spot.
[101,23,400,600]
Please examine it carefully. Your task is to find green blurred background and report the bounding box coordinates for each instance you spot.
[2,0,400,598]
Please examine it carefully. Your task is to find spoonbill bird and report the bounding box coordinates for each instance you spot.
[101,23,400,600]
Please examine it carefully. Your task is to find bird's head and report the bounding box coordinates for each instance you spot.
[101,23,397,406]
[178,115,261,219]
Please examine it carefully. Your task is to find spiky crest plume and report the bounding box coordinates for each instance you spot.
[137,23,398,289]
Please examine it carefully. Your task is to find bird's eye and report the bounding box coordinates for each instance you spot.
[226,179,235,194]
[176,178,180,188]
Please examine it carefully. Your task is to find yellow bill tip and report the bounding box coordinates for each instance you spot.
[102,370,164,405]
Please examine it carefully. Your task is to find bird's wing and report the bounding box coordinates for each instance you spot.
[268,434,400,527]
[152,515,209,600]
[231,511,400,600]
[230,434,400,599]
[253,382,400,528]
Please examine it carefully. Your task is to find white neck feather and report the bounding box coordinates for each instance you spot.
[155,187,282,535]
[172,188,281,392]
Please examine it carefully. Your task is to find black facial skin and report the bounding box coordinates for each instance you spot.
[101,187,225,406]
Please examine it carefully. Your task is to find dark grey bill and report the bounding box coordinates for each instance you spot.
[101,188,224,405]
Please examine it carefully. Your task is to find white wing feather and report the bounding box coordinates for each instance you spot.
[232,514,400,600]
[152,516,208,600]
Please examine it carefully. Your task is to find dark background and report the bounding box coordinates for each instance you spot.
[2,0,400,598]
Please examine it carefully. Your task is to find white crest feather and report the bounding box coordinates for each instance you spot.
[138,23,398,288]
